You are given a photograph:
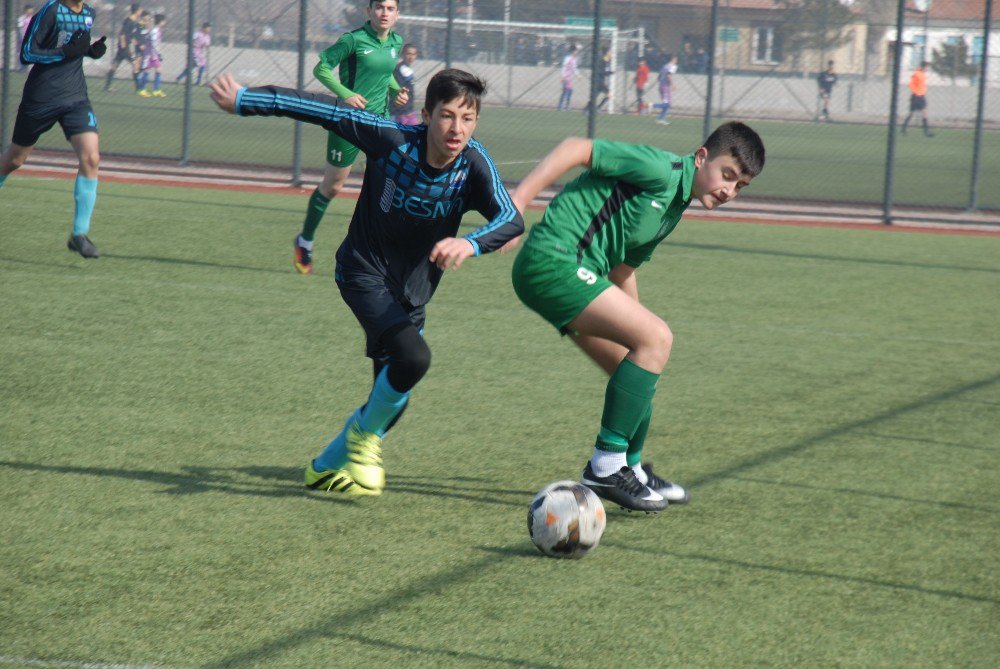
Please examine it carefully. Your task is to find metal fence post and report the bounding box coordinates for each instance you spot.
[586,0,602,139]
[445,0,454,69]
[703,0,720,141]
[292,0,308,187]
[968,0,993,212]
[881,0,907,226]
[180,0,196,165]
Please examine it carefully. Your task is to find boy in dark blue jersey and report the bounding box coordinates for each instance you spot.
[210,70,524,495]
[0,0,108,257]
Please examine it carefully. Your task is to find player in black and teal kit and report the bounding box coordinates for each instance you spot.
[0,0,108,257]
[293,0,407,275]
[209,70,523,495]
[510,123,765,512]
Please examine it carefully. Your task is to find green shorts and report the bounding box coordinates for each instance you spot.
[326,131,361,167]
[511,243,611,333]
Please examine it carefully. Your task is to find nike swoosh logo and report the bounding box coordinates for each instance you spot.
[651,200,663,209]
[363,49,374,55]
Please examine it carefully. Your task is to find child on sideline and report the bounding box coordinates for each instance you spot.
[508,122,765,512]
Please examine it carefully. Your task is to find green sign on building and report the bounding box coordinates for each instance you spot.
[565,16,618,35]
[719,27,740,43]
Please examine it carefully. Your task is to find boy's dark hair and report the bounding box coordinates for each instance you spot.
[202,22,212,29]
[424,69,487,115]
[703,121,765,178]
[129,3,140,12]
[154,13,165,23]
[370,0,398,6]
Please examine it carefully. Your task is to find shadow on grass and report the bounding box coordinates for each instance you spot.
[729,475,997,513]
[0,255,92,271]
[201,549,559,669]
[0,461,354,504]
[858,431,996,452]
[690,373,1000,489]
[605,542,1000,605]
[100,252,290,275]
[0,461,532,508]
[669,240,1000,274]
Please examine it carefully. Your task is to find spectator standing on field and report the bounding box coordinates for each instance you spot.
[584,46,613,114]
[634,56,649,115]
[558,44,578,111]
[816,59,837,123]
[901,61,934,138]
[137,13,166,97]
[653,53,677,125]
[391,43,419,124]
[177,22,212,86]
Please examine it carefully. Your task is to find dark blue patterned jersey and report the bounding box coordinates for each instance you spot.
[19,0,96,109]
[236,85,524,307]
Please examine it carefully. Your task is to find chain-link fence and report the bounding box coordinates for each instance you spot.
[2,0,997,220]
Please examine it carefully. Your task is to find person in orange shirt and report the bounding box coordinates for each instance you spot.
[634,56,650,115]
[902,61,934,137]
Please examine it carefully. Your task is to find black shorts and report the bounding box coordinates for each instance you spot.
[113,46,135,63]
[336,269,426,361]
[12,100,98,147]
[909,94,927,112]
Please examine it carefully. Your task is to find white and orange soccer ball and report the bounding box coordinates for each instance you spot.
[527,481,606,559]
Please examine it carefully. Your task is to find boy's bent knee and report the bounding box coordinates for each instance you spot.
[382,325,431,392]
[634,321,673,371]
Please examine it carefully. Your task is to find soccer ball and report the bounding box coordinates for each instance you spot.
[527,481,606,559]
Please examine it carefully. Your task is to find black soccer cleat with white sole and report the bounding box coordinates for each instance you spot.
[67,234,100,258]
[641,463,691,504]
[581,462,668,513]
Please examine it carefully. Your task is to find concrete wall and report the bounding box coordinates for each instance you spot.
[83,41,1000,125]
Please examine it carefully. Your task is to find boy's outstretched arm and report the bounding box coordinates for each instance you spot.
[512,137,593,212]
[499,137,592,254]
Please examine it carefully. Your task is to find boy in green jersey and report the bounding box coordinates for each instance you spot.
[293,0,407,274]
[510,122,765,513]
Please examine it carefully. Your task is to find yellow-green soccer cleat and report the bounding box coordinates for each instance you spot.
[345,423,385,491]
[304,463,381,496]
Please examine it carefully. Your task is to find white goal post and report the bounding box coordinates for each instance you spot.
[398,14,645,114]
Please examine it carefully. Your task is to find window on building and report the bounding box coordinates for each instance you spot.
[910,34,927,67]
[971,36,984,65]
[752,26,782,64]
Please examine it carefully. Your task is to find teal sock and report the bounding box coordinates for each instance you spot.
[301,188,331,242]
[0,174,7,188]
[592,358,659,476]
[72,176,98,235]
[359,367,409,437]
[313,408,362,471]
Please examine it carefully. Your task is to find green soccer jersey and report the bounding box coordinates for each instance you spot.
[525,140,696,277]
[314,21,402,117]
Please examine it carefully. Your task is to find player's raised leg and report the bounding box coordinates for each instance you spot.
[295,155,353,275]
[569,287,672,512]
[571,331,689,504]
[0,142,34,189]
[66,130,101,258]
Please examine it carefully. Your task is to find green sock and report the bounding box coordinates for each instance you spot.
[595,358,659,453]
[301,188,331,242]
[626,404,653,468]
